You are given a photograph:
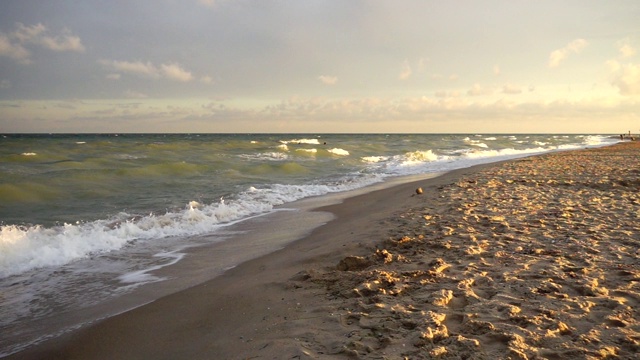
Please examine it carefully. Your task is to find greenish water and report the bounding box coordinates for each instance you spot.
[0,133,617,356]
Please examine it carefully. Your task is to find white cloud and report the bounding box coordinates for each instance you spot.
[200,75,214,84]
[619,44,636,58]
[493,65,501,76]
[100,59,196,82]
[0,23,83,64]
[12,23,46,43]
[607,60,621,72]
[434,90,460,98]
[567,39,588,52]
[124,90,148,98]
[608,60,640,95]
[548,39,588,68]
[0,34,30,63]
[12,23,84,52]
[417,58,427,72]
[502,84,522,95]
[161,63,193,82]
[100,60,159,78]
[398,60,412,80]
[467,83,492,96]
[106,73,121,80]
[38,32,84,52]
[318,75,337,85]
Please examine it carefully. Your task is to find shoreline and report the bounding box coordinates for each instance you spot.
[7,142,639,359]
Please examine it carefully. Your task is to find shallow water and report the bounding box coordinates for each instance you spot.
[0,133,617,356]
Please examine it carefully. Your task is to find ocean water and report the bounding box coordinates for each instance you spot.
[0,133,617,355]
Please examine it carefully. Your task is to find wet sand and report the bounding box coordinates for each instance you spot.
[7,141,639,359]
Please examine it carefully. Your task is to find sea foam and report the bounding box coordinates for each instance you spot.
[0,134,617,279]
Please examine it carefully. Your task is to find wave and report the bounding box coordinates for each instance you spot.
[0,134,617,279]
[328,148,349,156]
[0,176,382,278]
[296,148,318,154]
[279,138,321,145]
[0,183,64,203]
[238,152,290,161]
[399,150,440,165]
[361,156,388,163]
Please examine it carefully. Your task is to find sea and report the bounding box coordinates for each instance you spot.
[0,133,618,356]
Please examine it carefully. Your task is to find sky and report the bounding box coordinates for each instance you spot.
[1,0,639,133]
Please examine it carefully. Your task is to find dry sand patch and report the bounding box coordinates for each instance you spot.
[294,142,639,359]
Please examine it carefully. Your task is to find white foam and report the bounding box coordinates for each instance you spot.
[463,147,546,159]
[399,150,440,165]
[21,152,37,156]
[1,134,618,279]
[279,138,320,145]
[328,148,349,156]
[470,142,488,148]
[117,250,185,285]
[238,152,289,161]
[0,176,389,278]
[296,148,318,154]
[464,137,488,148]
[361,156,388,163]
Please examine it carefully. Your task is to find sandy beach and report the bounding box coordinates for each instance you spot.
[7,141,639,360]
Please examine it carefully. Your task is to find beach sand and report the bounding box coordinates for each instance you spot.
[7,142,639,359]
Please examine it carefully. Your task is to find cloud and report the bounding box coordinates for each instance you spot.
[124,90,148,99]
[467,83,492,96]
[0,23,83,64]
[431,73,459,81]
[0,23,85,64]
[548,39,588,68]
[106,73,121,80]
[398,60,412,80]
[100,59,195,82]
[0,79,11,89]
[100,60,159,78]
[608,60,640,95]
[619,44,636,58]
[417,58,427,72]
[318,75,337,85]
[160,63,193,82]
[0,34,30,63]
[502,84,522,94]
[12,23,84,52]
[200,75,214,84]
[434,90,460,98]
